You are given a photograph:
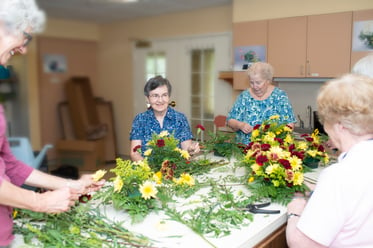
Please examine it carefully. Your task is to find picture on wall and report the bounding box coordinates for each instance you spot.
[233,45,266,71]
[352,20,373,51]
[43,54,68,73]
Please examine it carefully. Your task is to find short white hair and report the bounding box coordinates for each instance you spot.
[352,54,373,78]
[0,0,46,36]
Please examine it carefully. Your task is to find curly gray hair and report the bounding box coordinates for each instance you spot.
[0,0,45,36]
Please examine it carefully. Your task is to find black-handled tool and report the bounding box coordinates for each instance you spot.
[245,202,280,214]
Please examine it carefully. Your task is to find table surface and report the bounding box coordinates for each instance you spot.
[13,154,305,248]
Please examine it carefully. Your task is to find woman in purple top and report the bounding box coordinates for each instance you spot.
[130,76,200,161]
[0,1,105,246]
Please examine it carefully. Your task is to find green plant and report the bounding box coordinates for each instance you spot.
[203,131,243,159]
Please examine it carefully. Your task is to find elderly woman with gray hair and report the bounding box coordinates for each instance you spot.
[227,62,296,144]
[0,1,104,246]
[286,74,373,247]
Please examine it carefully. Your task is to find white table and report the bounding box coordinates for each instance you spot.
[12,155,289,248]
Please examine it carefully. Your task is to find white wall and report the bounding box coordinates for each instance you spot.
[278,80,326,129]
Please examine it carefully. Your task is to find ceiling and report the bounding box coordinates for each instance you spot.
[36,0,232,24]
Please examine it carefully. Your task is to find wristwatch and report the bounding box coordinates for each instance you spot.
[287,213,301,220]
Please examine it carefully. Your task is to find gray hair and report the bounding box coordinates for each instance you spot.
[352,54,373,78]
[0,0,46,36]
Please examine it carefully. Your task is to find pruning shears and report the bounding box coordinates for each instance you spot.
[243,202,280,214]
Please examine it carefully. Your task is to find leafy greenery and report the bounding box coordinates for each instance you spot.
[13,204,152,248]
[203,131,244,160]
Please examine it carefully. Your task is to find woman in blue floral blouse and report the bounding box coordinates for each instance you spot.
[227,62,296,144]
[130,76,199,161]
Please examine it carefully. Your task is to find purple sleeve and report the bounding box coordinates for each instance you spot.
[1,137,33,187]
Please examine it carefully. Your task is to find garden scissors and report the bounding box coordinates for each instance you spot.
[244,202,280,214]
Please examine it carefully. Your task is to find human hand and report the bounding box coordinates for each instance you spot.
[188,141,200,155]
[35,187,79,213]
[287,197,307,215]
[67,174,105,195]
[240,122,253,134]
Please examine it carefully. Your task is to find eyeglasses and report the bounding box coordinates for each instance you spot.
[149,93,169,100]
[22,31,33,47]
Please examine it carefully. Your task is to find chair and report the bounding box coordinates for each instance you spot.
[8,137,53,169]
[213,115,227,133]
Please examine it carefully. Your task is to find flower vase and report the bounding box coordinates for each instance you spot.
[303,157,319,169]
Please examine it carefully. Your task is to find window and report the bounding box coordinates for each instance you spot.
[190,49,215,141]
[146,51,166,80]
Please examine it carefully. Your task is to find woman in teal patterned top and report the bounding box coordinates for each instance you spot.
[227,62,296,144]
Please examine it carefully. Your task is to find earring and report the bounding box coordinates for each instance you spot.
[146,102,151,109]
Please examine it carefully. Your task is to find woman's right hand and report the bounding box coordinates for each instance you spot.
[36,187,80,213]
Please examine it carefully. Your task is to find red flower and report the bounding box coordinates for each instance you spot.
[156,139,165,147]
[279,159,291,169]
[253,124,261,130]
[79,194,92,203]
[132,145,141,153]
[256,154,269,165]
[261,143,271,151]
[195,124,205,131]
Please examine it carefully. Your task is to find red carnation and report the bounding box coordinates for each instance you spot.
[195,124,205,131]
[256,154,269,165]
[261,143,271,151]
[279,159,291,169]
[253,124,261,130]
[305,137,314,142]
[156,139,165,147]
[132,145,141,153]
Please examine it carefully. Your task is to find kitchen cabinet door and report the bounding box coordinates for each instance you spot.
[351,9,373,68]
[233,20,268,90]
[268,16,307,77]
[307,12,352,77]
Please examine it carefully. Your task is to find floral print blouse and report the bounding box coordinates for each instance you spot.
[130,107,193,153]
[227,87,296,144]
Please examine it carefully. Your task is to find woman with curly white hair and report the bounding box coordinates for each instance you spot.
[286,74,373,247]
[0,1,104,246]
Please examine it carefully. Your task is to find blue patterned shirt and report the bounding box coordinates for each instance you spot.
[227,87,296,144]
[130,107,193,152]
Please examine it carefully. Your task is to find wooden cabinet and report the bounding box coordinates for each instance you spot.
[254,223,288,248]
[351,9,373,67]
[233,20,268,90]
[268,16,307,77]
[268,12,352,78]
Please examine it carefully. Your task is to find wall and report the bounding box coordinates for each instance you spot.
[97,5,233,156]
[23,19,99,149]
[233,0,373,22]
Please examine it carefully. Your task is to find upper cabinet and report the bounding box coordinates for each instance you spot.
[351,9,373,67]
[268,12,352,78]
[268,16,307,77]
[233,20,267,90]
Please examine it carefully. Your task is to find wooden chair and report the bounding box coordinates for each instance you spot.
[213,115,227,133]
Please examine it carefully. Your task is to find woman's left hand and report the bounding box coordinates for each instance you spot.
[68,174,105,194]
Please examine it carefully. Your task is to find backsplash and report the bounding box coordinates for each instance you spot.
[278,80,328,129]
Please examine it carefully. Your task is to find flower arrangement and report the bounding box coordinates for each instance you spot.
[240,115,313,204]
[142,130,191,174]
[295,129,329,168]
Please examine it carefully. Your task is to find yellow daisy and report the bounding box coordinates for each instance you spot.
[113,175,123,192]
[139,181,158,200]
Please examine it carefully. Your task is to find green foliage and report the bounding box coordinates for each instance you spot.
[13,204,151,248]
[203,131,244,160]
